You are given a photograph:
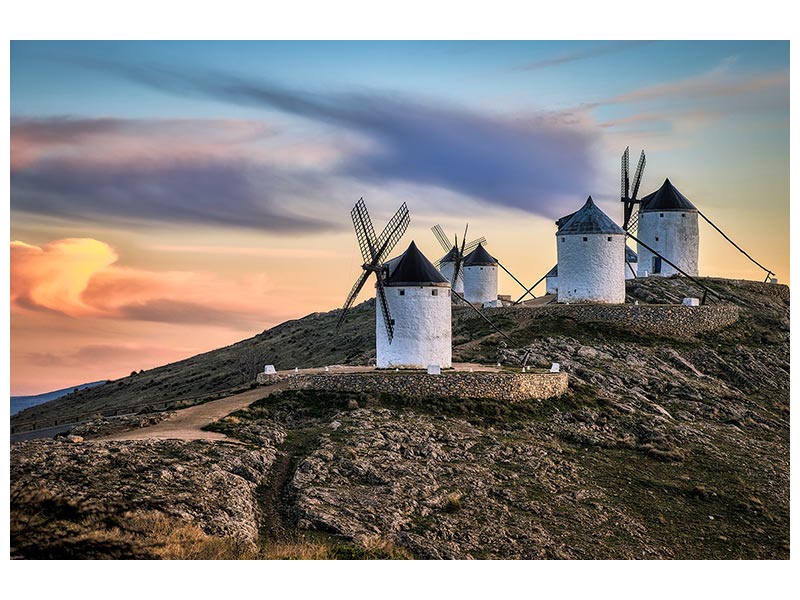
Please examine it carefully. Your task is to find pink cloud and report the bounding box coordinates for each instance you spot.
[10,237,280,329]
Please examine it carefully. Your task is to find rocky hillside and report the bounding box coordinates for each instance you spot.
[10,277,790,559]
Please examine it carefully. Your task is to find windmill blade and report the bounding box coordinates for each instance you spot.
[621,146,630,200]
[375,278,394,343]
[431,224,451,252]
[451,223,469,286]
[336,269,372,330]
[631,150,646,201]
[463,236,487,255]
[373,202,410,265]
[351,198,378,263]
[433,257,443,269]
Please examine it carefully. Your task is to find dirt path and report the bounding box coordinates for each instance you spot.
[99,383,287,442]
[97,362,498,443]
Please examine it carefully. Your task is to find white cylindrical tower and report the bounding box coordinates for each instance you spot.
[636,178,699,277]
[625,247,638,280]
[376,241,452,369]
[438,246,464,293]
[556,196,626,304]
[463,244,498,305]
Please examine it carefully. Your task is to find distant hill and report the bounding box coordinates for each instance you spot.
[11,381,106,416]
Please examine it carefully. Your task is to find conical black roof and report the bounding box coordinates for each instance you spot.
[546,264,558,277]
[556,196,624,235]
[439,245,460,264]
[640,178,697,212]
[625,246,638,263]
[384,241,450,287]
[463,243,496,266]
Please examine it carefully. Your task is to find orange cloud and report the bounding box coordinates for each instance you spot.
[10,237,278,328]
[11,238,119,316]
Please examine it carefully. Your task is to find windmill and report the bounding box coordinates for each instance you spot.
[431,224,485,292]
[336,198,410,342]
[620,146,647,233]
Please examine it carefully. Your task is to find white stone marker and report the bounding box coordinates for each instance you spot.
[427,364,441,375]
[682,297,700,306]
[264,365,276,375]
[550,363,560,373]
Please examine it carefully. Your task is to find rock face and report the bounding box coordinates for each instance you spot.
[10,438,280,557]
[9,277,790,559]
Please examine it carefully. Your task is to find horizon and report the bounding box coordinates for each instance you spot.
[10,40,790,395]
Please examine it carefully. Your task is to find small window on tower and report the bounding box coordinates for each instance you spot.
[431,289,438,296]
[682,213,686,217]
[390,319,395,326]
[399,289,405,296]
[582,237,588,242]
[660,213,664,217]
[655,237,659,241]
[561,237,565,242]
[607,237,612,241]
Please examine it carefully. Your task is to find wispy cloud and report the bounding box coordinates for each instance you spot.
[67,59,599,218]
[512,41,652,72]
[11,116,339,233]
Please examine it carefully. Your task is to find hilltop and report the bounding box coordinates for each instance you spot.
[10,277,790,559]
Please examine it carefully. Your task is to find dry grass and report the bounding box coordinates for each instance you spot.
[11,486,412,560]
[10,487,252,560]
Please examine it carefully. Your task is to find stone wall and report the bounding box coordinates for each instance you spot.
[258,371,568,402]
[485,303,739,339]
[291,372,567,402]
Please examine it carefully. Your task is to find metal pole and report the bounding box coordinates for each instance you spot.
[451,289,516,346]
[698,210,774,279]
[625,231,722,303]
[513,272,548,304]
[496,260,533,296]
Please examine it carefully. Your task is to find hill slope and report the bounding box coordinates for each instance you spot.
[9,277,789,559]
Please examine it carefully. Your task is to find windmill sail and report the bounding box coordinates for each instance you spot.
[337,198,409,343]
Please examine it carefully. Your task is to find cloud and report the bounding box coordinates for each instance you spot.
[10,237,274,329]
[25,344,176,368]
[11,238,118,316]
[512,41,652,72]
[70,60,599,218]
[11,116,341,233]
[610,69,788,107]
[11,116,273,170]
[590,61,789,143]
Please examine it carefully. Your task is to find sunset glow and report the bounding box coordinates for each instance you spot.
[10,40,789,395]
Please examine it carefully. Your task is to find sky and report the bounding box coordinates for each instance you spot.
[9,40,790,395]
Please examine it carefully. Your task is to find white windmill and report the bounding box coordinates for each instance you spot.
[336,199,451,369]
[555,196,626,304]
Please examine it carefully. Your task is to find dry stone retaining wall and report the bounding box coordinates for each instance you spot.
[487,304,740,339]
[257,371,568,402]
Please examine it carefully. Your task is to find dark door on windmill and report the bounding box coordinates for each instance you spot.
[652,256,662,274]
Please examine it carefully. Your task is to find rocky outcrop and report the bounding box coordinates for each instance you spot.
[10,438,280,552]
